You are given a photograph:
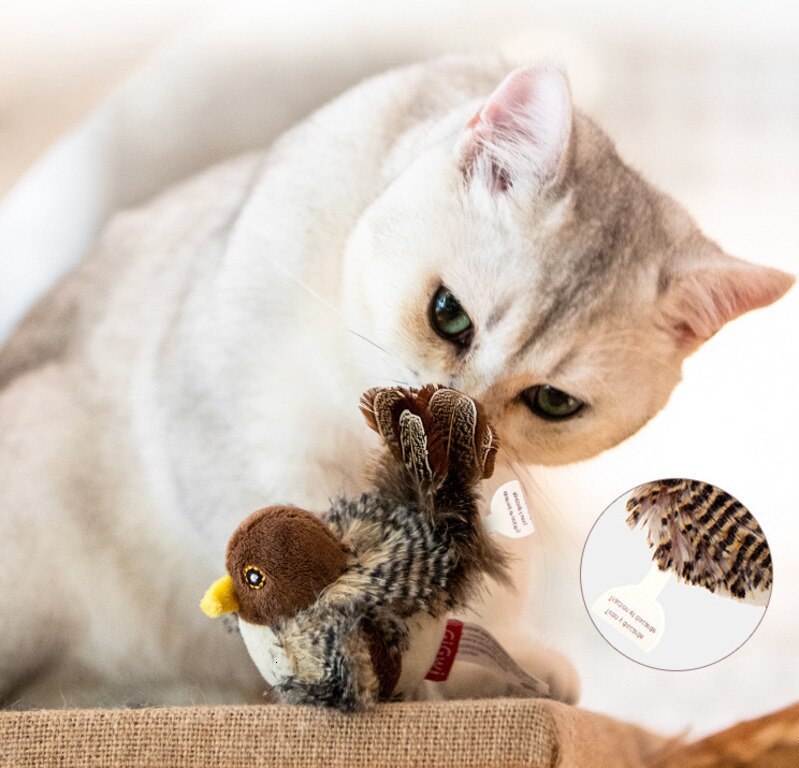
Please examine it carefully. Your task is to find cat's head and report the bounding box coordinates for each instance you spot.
[343,65,793,465]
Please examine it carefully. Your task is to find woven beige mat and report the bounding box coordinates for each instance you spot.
[0,699,667,768]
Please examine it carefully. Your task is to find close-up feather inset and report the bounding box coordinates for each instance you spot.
[625,479,772,603]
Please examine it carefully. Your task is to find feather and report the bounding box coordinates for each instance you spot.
[626,479,772,602]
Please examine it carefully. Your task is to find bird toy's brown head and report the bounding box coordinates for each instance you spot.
[201,506,349,625]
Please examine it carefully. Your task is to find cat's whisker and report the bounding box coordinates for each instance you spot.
[343,331,421,386]
[345,329,418,376]
[253,252,420,381]
[346,329,393,357]
[368,377,416,386]
[257,250,346,320]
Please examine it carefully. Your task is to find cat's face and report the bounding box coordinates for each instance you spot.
[343,67,793,465]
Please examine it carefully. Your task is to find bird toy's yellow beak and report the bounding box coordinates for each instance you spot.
[200,574,240,617]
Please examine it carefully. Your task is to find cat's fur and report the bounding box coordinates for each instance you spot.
[0,56,791,708]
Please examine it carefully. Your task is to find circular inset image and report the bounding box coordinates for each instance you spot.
[581,479,772,670]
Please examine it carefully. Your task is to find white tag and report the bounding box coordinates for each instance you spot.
[590,564,670,652]
[483,480,534,538]
[453,622,550,697]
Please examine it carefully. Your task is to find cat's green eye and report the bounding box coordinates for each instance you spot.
[522,385,584,421]
[430,286,473,346]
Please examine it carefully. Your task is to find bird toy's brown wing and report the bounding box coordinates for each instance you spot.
[353,385,508,600]
[426,386,498,482]
[626,479,772,601]
[360,385,498,489]
[360,385,448,485]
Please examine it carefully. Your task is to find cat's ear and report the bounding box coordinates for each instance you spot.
[659,246,794,350]
[459,65,572,195]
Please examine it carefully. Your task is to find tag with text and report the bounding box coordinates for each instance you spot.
[483,480,534,538]
[425,619,464,682]
[590,565,670,652]
[425,621,550,696]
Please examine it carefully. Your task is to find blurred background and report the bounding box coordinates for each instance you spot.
[1,0,797,736]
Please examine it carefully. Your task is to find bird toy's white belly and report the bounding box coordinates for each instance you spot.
[238,620,293,687]
[238,613,448,697]
[393,614,448,696]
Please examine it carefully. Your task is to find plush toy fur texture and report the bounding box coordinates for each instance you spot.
[626,479,772,601]
[239,386,509,711]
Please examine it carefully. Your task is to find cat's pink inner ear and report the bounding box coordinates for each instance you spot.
[461,66,572,193]
[662,259,794,348]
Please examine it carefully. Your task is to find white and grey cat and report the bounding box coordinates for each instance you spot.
[0,56,791,708]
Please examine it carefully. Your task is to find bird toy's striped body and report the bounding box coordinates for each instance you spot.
[626,479,772,602]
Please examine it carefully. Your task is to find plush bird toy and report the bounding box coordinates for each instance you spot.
[201,385,510,710]
[626,479,772,603]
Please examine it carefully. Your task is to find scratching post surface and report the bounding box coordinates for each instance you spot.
[0,700,667,768]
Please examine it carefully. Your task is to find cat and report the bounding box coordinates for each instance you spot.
[0,55,791,708]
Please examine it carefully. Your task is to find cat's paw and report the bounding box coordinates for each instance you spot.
[503,637,581,704]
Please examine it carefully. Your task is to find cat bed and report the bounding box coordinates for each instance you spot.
[0,699,668,768]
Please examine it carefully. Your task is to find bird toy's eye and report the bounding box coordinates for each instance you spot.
[243,565,266,589]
